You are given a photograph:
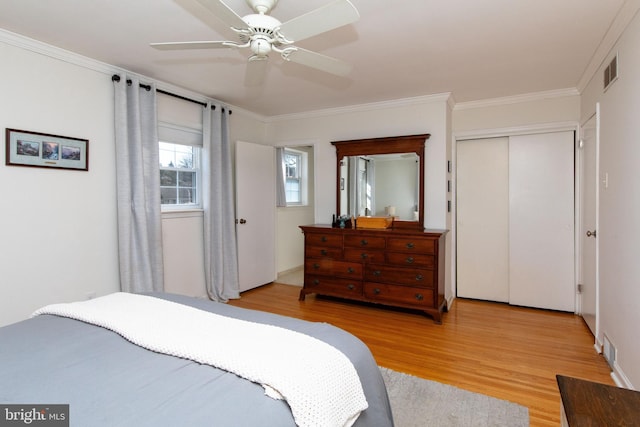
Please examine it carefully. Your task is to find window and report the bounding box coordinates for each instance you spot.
[283,148,308,206]
[159,141,201,208]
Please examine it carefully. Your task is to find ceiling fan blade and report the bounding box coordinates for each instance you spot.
[285,47,352,76]
[195,0,250,30]
[150,41,233,50]
[245,56,268,86]
[277,0,359,42]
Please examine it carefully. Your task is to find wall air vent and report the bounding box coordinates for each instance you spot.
[603,334,616,369]
[604,54,618,91]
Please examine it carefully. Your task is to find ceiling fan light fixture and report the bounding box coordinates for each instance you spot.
[250,37,272,57]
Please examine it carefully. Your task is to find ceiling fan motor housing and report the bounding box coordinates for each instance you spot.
[246,0,278,14]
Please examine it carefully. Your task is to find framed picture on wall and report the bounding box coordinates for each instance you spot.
[5,128,89,171]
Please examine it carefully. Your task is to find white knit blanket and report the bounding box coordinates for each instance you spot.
[33,293,368,427]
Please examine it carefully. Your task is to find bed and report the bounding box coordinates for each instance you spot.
[0,292,394,426]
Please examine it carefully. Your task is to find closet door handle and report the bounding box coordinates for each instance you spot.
[586,230,597,238]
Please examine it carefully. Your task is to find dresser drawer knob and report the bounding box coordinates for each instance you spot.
[321,236,328,242]
[415,274,423,281]
[406,242,415,249]
[373,270,381,276]
[313,279,320,285]
[406,256,414,264]
[347,284,355,291]
[347,267,355,273]
[373,288,381,295]
[360,253,368,259]
[360,239,368,246]
[320,249,328,256]
[415,293,424,301]
[313,263,320,269]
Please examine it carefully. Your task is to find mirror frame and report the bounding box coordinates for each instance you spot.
[332,134,430,230]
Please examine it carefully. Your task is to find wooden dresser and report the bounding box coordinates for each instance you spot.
[299,224,448,323]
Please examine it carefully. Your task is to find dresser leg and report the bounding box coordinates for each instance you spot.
[298,290,307,301]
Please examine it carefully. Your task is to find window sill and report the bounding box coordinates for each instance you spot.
[161,209,204,219]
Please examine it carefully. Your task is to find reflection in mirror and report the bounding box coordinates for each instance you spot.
[338,153,419,221]
[332,134,429,230]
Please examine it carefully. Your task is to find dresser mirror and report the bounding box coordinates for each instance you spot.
[332,134,429,230]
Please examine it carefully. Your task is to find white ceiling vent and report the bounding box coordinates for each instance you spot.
[604,54,618,91]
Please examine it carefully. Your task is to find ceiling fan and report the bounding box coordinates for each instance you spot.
[151,0,360,85]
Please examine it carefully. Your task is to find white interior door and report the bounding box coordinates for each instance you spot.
[580,112,599,336]
[508,132,575,312]
[235,141,276,292]
[456,137,510,302]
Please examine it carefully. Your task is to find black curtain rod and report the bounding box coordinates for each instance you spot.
[111,75,231,114]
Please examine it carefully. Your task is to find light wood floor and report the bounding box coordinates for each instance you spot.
[229,283,613,427]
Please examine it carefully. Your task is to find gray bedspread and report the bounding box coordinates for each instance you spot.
[0,292,393,426]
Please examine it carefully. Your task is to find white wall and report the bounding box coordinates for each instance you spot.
[266,97,451,229]
[0,40,120,326]
[0,33,267,325]
[580,10,640,389]
[265,96,452,296]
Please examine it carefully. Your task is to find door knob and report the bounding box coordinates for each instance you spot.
[238,218,247,224]
[586,230,596,238]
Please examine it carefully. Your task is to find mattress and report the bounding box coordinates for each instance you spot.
[0,292,394,426]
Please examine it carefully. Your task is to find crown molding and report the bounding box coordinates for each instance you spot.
[454,121,578,141]
[0,28,256,120]
[577,0,640,93]
[454,88,580,111]
[0,28,115,75]
[267,92,454,123]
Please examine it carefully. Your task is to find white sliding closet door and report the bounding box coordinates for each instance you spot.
[456,131,575,312]
[457,137,510,302]
[508,132,575,312]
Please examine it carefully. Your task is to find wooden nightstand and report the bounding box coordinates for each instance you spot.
[557,375,640,426]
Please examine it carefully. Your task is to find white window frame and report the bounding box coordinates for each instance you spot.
[283,147,308,207]
[158,122,203,212]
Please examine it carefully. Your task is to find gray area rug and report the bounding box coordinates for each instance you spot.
[379,367,529,427]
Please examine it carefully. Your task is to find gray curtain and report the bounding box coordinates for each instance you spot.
[202,104,240,301]
[113,74,164,293]
[275,147,287,207]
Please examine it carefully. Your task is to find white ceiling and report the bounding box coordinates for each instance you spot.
[0,0,627,117]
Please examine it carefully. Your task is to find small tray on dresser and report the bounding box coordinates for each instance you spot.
[356,216,393,229]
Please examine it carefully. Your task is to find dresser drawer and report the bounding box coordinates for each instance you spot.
[386,252,435,268]
[305,232,342,248]
[363,282,434,308]
[364,264,434,287]
[344,235,386,249]
[305,259,363,279]
[343,248,385,264]
[304,275,363,296]
[306,246,343,259]
[387,237,435,253]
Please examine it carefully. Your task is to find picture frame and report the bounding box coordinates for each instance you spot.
[5,128,89,171]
